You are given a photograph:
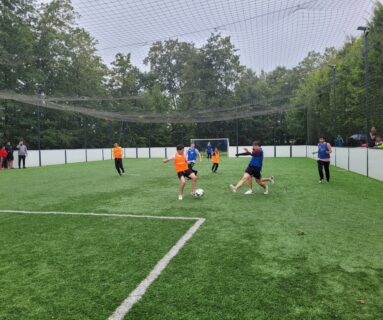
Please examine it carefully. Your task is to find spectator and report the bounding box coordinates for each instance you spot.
[335,134,344,147]
[368,126,378,147]
[374,135,383,149]
[17,141,27,169]
[0,146,8,169]
[5,141,14,169]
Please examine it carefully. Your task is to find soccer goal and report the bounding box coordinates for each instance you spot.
[190,138,229,155]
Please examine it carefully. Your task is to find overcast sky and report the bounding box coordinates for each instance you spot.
[45,0,381,73]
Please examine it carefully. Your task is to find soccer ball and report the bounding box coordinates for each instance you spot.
[194,188,204,197]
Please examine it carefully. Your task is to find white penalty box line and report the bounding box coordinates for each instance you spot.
[0,209,205,320]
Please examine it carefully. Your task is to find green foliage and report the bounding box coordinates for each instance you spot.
[1,1,383,147]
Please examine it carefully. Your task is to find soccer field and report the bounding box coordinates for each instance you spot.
[0,158,382,320]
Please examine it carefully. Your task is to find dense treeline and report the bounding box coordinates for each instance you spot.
[0,0,382,149]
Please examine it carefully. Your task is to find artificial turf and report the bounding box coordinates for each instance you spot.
[0,157,382,320]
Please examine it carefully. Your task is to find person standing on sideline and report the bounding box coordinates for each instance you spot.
[187,143,201,175]
[5,142,14,169]
[0,146,8,169]
[112,143,125,176]
[367,127,378,147]
[16,141,27,169]
[212,147,220,173]
[206,142,213,161]
[312,136,332,183]
[335,135,344,147]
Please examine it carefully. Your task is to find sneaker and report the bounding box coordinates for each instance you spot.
[178,195,183,200]
[230,184,237,193]
[270,176,275,184]
[319,180,323,184]
[263,186,269,195]
[244,189,253,195]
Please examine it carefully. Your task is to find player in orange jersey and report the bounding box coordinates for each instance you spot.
[112,143,125,176]
[212,147,220,173]
[163,144,198,200]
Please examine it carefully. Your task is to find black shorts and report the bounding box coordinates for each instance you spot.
[245,165,262,179]
[177,169,194,179]
[7,154,14,161]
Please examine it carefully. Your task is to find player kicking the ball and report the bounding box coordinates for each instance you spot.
[230,141,274,195]
[163,144,198,200]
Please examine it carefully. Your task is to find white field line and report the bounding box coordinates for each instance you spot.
[0,209,201,221]
[108,218,205,320]
[0,209,205,320]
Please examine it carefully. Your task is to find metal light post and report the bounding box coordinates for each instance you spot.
[37,91,45,167]
[235,105,239,154]
[328,64,337,144]
[357,26,370,134]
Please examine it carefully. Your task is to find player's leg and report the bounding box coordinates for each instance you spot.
[324,161,330,182]
[114,158,121,176]
[188,162,197,176]
[189,172,197,194]
[214,163,219,172]
[254,169,269,194]
[317,160,324,182]
[230,172,251,192]
[119,158,125,173]
[179,175,186,200]
[261,176,275,184]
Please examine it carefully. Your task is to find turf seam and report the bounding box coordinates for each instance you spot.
[0,209,205,320]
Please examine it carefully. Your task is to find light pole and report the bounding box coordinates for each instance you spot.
[357,26,370,134]
[37,91,45,167]
[328,64,337,144]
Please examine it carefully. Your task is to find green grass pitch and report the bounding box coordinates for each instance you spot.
[0,157,382,320]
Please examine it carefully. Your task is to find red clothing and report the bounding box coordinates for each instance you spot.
[0,149,7,158]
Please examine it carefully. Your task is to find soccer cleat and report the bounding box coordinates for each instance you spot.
[263,186,269,195]
[230,184,237,193]
[244,189,253,195]
[178,195,183,200]
[319,180,323,184]
[270,176,275,184]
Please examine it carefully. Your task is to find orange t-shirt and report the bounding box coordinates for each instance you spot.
[113,147,123,159]
[174,153,189,173]
[212,151,220,163]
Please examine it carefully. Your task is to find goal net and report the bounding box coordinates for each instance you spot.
[190,138,229,155]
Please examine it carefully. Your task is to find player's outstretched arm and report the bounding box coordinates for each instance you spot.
[236,152,251,157]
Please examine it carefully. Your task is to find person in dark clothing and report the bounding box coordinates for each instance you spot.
[367,127,378,147]
[5,142,14,169]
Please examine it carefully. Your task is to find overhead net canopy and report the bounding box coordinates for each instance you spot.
[0,0,382,148]
[0,90,305,123]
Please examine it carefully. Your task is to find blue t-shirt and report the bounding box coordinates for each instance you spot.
[318,143,330,159]
[249,148,263,168]
[206,145,212,154]
[187,148,199,161]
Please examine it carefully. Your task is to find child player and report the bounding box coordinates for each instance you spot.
[112,143,125,176]
[163,144,198,200]
[212,147,220,173]
[187,143,202,175]
[230,141,274,195]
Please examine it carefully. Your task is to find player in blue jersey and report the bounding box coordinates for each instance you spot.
[206,142,213,161]
[230,141,274,195]
[187,143,202,175]
[312,136,332,183]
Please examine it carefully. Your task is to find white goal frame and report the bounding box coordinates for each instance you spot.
[190,138,230,152]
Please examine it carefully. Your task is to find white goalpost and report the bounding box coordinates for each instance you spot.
[190,138,230,155]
